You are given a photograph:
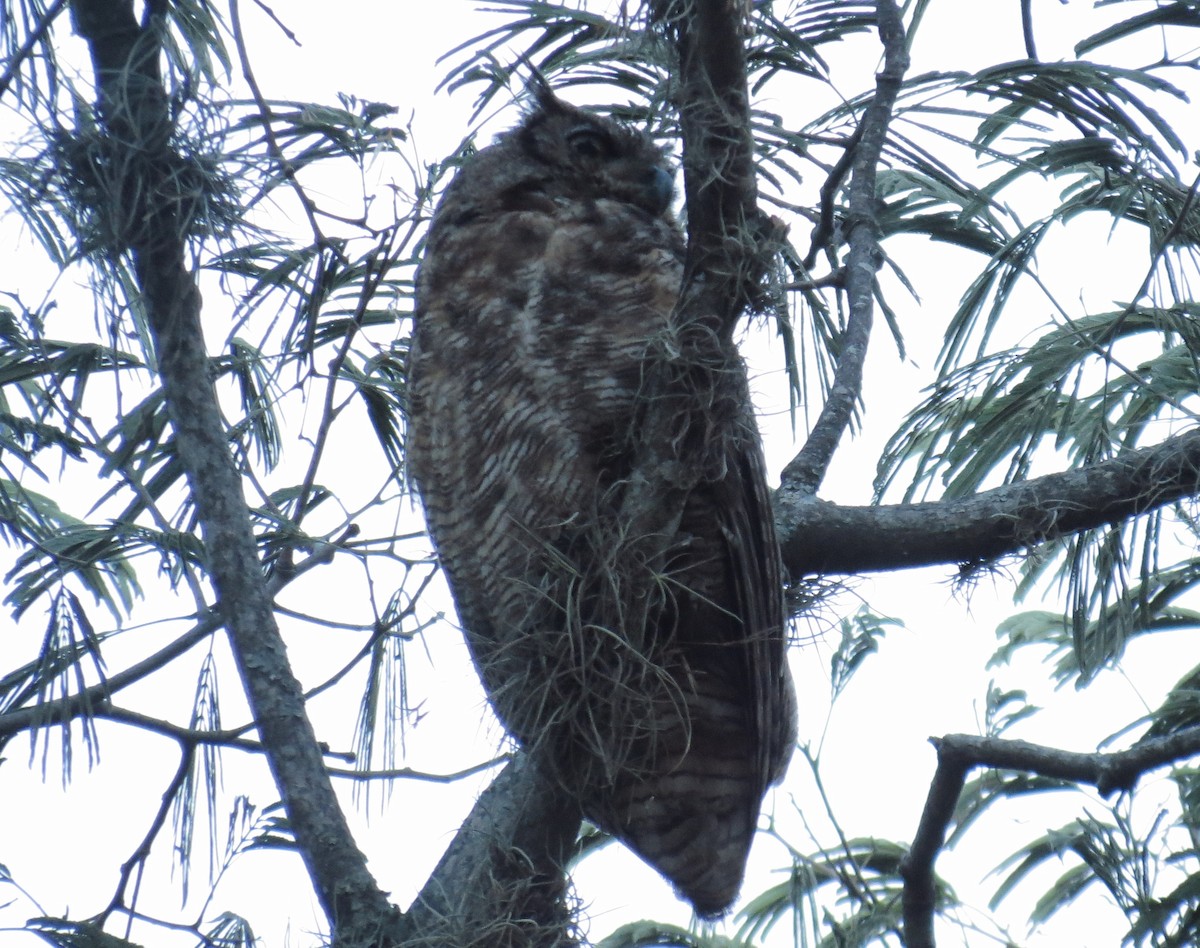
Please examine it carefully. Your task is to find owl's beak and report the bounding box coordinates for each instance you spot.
[645,165,675,216]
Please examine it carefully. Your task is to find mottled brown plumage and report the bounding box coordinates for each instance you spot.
[407,81,795,916]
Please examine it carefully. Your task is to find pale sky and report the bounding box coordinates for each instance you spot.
[1,2,1197,946]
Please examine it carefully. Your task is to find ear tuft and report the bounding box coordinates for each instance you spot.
[516,54,567,115]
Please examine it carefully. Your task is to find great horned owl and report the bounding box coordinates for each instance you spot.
[407,78,795,917]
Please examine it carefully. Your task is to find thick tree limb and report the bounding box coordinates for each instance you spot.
[400,753,584,947]
[899,727,1200,948]
[659,0,774,333]
[613,0,772,548]
[774,426,1200,579]
[66,3,395,943]
[782,0,908,496]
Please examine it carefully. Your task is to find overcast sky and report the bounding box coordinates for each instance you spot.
[2,3,1197,946]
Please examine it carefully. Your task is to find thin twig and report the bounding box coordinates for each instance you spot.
[74,413,210,614]
[228,0,343,260]
[99,705,263,750]
[0,541,342,744]
[100,705,503,783]
[1020,0,1038,60]
[248,0,300,46]
[780,0,909,497]
[0,0,68,99]
[0,621,218,742]
[99,748,192,928]
[289,231,399,545]
[782,271,845,292]
[803,124,865,271]
[800,746,878,908]
[329,755,509,784]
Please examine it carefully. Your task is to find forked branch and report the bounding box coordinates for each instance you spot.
[900,727,1200,948]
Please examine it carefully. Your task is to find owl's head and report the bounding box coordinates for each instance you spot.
[515,78,675,217]
[443,78,676,223]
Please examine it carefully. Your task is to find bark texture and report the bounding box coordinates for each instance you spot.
[68,2,396,943]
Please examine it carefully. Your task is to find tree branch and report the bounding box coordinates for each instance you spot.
[780,0,908,496]
[659,0,775,333]
[0,542,339,746]
[0,621,216,744]
[328,756,508,784]
[899,727,1200,948]
[0,0,68,99]
[399,752,584,946]
[605,3,780,560]
[101,747,192,926]
[1020,0,1038,60]
[774,426,1200,579]
[66,3,394,942]
[801,123,863,271]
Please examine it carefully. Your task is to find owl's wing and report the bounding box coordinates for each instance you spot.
[598,359,794,917]
[720,419,796,794]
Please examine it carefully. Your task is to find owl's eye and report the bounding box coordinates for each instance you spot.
[566,126,615,160]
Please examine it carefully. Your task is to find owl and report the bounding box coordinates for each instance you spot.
[407,77,795,917]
